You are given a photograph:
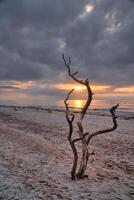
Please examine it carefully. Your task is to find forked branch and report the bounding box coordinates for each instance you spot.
[64,89,78,180]
[87,104,119,144]
[62,54,84,85]
[63,54,93,121]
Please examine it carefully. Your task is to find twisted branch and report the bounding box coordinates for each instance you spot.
[64,89,78,180]
[87,104,119,144]
[64,89,75,138]
[62,54,85,85]
[62,54,93,124]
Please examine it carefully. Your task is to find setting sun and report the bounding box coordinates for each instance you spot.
[74,85,84,91]
[54,83,111,92]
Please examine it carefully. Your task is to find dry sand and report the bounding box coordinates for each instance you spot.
[0,106,134,200]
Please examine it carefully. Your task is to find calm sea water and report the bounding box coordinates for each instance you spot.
[0,97,133,112]
[57,98,134,112]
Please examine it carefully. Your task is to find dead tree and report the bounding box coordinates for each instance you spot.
[63,54,119,180]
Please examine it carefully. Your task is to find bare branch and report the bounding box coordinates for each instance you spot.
[72,132,90,144]
[87,104,119,144]
[62,54,85,85]
[70,114,75,123]
[64,89,78,180]
[62,54,93,121]
[64,89,75,138]
[79,81,93,121]
[72,72,78,76]
[64,89,74,112]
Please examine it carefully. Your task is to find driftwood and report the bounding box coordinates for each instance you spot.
[63,54,119,180]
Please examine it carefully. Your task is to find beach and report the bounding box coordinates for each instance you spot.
[0,106,134,200]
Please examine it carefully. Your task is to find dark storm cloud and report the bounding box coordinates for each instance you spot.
[0,0,7,3]
[63,0,134,86]
[0,0,133,86]
[0,0,87,81]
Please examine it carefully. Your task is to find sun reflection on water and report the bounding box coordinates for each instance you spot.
[71,99,85,108]
[58,99,114,109]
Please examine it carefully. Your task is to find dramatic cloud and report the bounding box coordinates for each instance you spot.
[0,0,133,106]
[0,85,19,89]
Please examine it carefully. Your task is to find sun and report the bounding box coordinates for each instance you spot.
[74,85,83,91]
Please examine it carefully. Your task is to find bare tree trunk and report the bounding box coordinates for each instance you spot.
[63,54,119,180]
[77,146,89,178]
[76,80,93,178]
[74,121,88,178]
[68,138,78,180]
[64,89,79,180]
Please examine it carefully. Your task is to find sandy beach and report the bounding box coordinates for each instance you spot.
[0,106,134,200]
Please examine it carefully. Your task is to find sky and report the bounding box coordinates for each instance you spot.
[0,0,134,109]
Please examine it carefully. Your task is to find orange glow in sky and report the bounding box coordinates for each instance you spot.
[13,81,34,89]
[114,86,134,93]
[1,81,133,110]
[55,83,111,92]
[74,85,84,91]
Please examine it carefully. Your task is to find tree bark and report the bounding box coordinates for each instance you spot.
[68,137,78,180]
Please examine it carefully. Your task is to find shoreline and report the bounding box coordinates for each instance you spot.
[0,105,134,120]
